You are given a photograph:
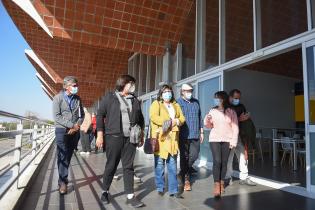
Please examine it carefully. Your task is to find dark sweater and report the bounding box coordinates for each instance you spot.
[96,91,144,135]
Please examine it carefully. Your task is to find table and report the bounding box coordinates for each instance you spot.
[272,138,305,171]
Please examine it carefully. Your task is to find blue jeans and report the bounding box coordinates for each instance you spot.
[154,155,178,194]
[55,128,79,184]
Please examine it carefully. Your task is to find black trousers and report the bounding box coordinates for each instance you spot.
[80,130,91,152]
[210,142,230,182]
[103,134,136,194]
[179,139,200,180]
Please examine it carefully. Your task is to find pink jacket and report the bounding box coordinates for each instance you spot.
[204,108,239,147]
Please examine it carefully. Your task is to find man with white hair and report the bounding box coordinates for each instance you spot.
[53,76,84,194]
[177,83,204,191]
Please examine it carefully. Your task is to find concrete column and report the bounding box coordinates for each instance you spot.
[195,0,206,73]
[219,0,226,64]
[161,43,171,85]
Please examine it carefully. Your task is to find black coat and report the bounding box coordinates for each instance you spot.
[96,91,144,135]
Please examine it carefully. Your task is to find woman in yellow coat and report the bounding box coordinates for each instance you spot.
[149,84,185,198]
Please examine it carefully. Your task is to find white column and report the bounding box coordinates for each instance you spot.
[195,0,206,73]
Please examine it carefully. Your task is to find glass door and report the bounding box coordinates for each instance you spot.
[197,72,223,166]
[303,40,315,193]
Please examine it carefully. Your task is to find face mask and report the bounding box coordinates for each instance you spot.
[162,92,172,101]
[184,92,192,100]
[213,98,221,106]
[129,84,136,93]
[70,86,78,95]
[232,98,240,106]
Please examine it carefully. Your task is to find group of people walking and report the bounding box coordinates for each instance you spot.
[53,74,256,208]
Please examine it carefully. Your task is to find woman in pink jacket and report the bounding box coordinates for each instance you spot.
[204,91,239,198]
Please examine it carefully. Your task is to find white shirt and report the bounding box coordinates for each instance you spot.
[163,103,175,119]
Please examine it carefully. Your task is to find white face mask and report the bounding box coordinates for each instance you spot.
[184,92,192,100]
[129,84,136,93]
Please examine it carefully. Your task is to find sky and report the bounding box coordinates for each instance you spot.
[0,2,53,120]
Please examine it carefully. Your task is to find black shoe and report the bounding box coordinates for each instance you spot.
[190,167,198,174]
[170,193,184,199]
[158,191,164,196]
[126,196,144,208]
[239,178,256,186]
[101,191,109,204]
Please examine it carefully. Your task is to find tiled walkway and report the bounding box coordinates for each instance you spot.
[19,144,315,210]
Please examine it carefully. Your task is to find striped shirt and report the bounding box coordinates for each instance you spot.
[177,97,203,140]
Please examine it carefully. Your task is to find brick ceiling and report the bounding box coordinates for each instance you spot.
[32,0,194,55]
[2,0,305,107]
[2,0,195,107]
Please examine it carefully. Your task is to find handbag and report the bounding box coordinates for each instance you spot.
[117,92,142,144]
[144,101,161,154]
[144,123,159,154]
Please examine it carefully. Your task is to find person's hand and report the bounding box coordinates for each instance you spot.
[200,133,204,144]
[239,113,250,122]
[138,138,144,147]
[138,130,144,147]
[96,136,104,149]
[171,119,177,127]
[67,128,75,135]
[73,124,80,131]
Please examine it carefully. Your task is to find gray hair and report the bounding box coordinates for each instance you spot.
[63,76,78,89]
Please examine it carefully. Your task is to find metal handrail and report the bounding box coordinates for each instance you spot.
[0,110,50,125]
[0,110,55,199]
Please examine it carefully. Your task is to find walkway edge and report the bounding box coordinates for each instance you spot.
[0,138,55,210]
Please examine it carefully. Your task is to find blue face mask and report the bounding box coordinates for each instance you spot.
[232,98,240,106]
[70,86,78,95]
[213,98,221,106]
[162,92,172,101]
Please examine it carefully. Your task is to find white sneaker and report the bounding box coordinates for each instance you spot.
[86,152,90,155]
[134,174,142,183]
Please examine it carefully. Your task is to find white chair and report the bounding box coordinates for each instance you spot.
[255,133,264,162]
[296,149,306,168]
[280,137,293,167]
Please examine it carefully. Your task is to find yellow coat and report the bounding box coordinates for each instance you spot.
[149,100,185,159]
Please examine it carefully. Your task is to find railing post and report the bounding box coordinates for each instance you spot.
[13,121,23,189]
[32,124,38,157]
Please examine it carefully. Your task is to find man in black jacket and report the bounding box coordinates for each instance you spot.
[96,75,145,208]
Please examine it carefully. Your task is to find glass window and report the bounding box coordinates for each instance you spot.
[140,55,147,95]
[133,54,140,94]
[155,56,163,90]
[180,1,196,79]
[306,47,315,124]
[205,0,219,68]
[260,0,307,48]
[311,0,315,28]
[225,0,253,62]
[149,56,156,92]
[198,76,221,162]
[310,133,315,185]
[142,99,150,126]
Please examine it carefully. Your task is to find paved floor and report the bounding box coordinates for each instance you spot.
[19,144,315,210]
